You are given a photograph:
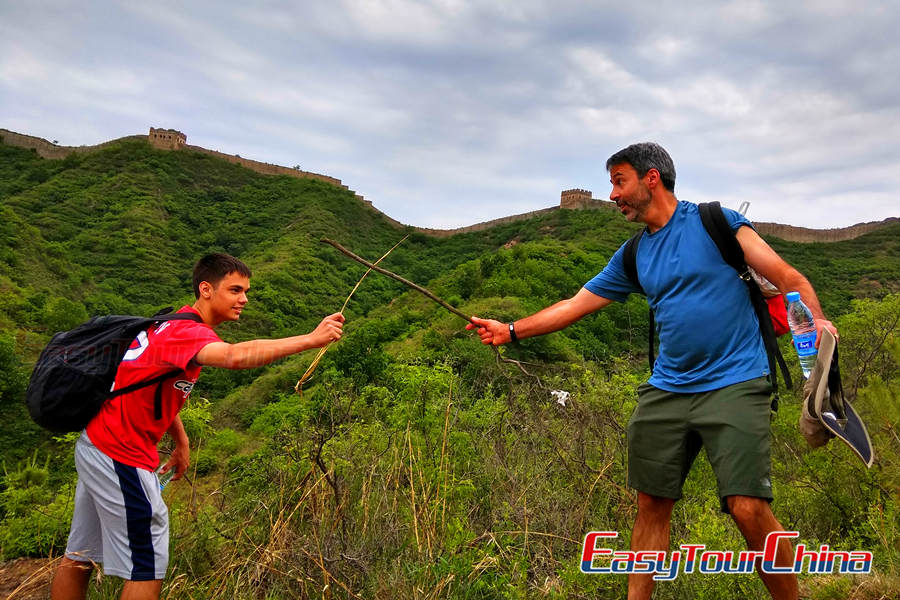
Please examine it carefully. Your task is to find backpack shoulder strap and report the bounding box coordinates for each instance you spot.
[698,202,792,397]
[698,202,747,275]
[621,228,656,370]
[152,308,204,324]
[110,309,204,419]
[622,228,646,292]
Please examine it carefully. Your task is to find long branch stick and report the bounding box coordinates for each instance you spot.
[295,236,408,394]
[321,238,545,387]
[340,235,409,314]
[322,239,473,324]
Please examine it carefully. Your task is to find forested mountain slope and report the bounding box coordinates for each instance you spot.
[1,134,897,599]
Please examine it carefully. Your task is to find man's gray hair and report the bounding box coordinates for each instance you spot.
[606,142,676,192]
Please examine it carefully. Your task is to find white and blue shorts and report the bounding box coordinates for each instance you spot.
[64,432,169,581]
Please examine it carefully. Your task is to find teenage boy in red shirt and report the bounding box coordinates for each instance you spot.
[51,253,344,600]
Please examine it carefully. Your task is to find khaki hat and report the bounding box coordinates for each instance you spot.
[799,328,874,467]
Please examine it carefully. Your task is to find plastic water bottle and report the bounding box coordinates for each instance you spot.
[786,292,817,378]
[157,467,175,491]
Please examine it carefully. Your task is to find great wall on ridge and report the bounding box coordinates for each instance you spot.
[2,127,896,243]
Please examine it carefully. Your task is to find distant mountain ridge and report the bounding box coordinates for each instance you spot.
[416,204,898,243]
[1,129,898,600]
[0,126,896,363]
[3,127,897,243]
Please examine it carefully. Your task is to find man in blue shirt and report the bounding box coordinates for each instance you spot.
[468,143,837,600]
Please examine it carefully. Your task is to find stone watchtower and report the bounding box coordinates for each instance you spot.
[148,127,186,150]
[560,188,592,209]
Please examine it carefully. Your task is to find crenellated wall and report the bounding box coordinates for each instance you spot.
[414,207,560,238]
[0,127,364,201]
[553,188,896,243]
[183,145,346,187]
[2,127,894,243]
[0,128,144,159]
[753,220,898,243]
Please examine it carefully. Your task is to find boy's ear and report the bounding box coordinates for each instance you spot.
[198,281,213,298]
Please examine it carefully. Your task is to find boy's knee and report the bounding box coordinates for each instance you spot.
[51,558,94,600]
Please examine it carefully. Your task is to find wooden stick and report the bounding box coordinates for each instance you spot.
[321,238,473,324]
[295,236,408,394]
[321,238,546,387]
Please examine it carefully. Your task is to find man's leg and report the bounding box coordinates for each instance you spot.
[50,557,93,600]
[727,495,798,600]
[120,579,163,600]
[698,378,793,597]
[626,383,694,599]
[628,492,676,600]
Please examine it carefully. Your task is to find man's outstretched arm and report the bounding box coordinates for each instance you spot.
[467,287,613,345]
[195,313,345,369]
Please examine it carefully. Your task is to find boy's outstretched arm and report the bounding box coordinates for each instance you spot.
[195,313,345,369]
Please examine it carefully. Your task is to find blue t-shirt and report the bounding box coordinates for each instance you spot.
[584,201,768,393]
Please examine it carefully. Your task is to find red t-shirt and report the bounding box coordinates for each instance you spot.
[86,306,221,470]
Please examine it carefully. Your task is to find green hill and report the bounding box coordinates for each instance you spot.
[2,135,895,352]
[1,134,898,598]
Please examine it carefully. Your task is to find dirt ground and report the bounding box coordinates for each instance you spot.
[0,558,54,600]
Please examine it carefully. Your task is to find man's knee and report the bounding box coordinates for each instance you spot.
[726,495,771,526]
[636,492,676,519]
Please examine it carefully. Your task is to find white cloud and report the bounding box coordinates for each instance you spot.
[1,0,898,229]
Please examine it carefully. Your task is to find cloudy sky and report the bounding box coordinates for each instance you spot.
[2,0,898,229]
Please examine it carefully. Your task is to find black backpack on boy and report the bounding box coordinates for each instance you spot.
[26,308,203,433]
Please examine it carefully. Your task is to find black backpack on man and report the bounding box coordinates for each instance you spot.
[621,202,792,406]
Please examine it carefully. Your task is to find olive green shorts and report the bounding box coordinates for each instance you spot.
[627,376,774,513]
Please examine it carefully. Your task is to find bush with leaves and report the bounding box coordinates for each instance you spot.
[0,451,74,558]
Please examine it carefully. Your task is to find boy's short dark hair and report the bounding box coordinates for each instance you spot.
[192,253,252,298]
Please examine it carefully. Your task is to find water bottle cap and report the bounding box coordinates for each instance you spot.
[786,291,801,302]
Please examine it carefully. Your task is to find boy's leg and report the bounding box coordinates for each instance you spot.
[121,579,163,600]
[75,435,171,582]
[727,495,798,600]
[52,559,164,600]
[50,557,93,600]
[54,435,104,600]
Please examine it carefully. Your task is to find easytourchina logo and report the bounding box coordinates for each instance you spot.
[580,531,872,580]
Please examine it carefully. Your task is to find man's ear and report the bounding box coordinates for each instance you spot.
[198,281,213,298]
[644,168,660,189]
